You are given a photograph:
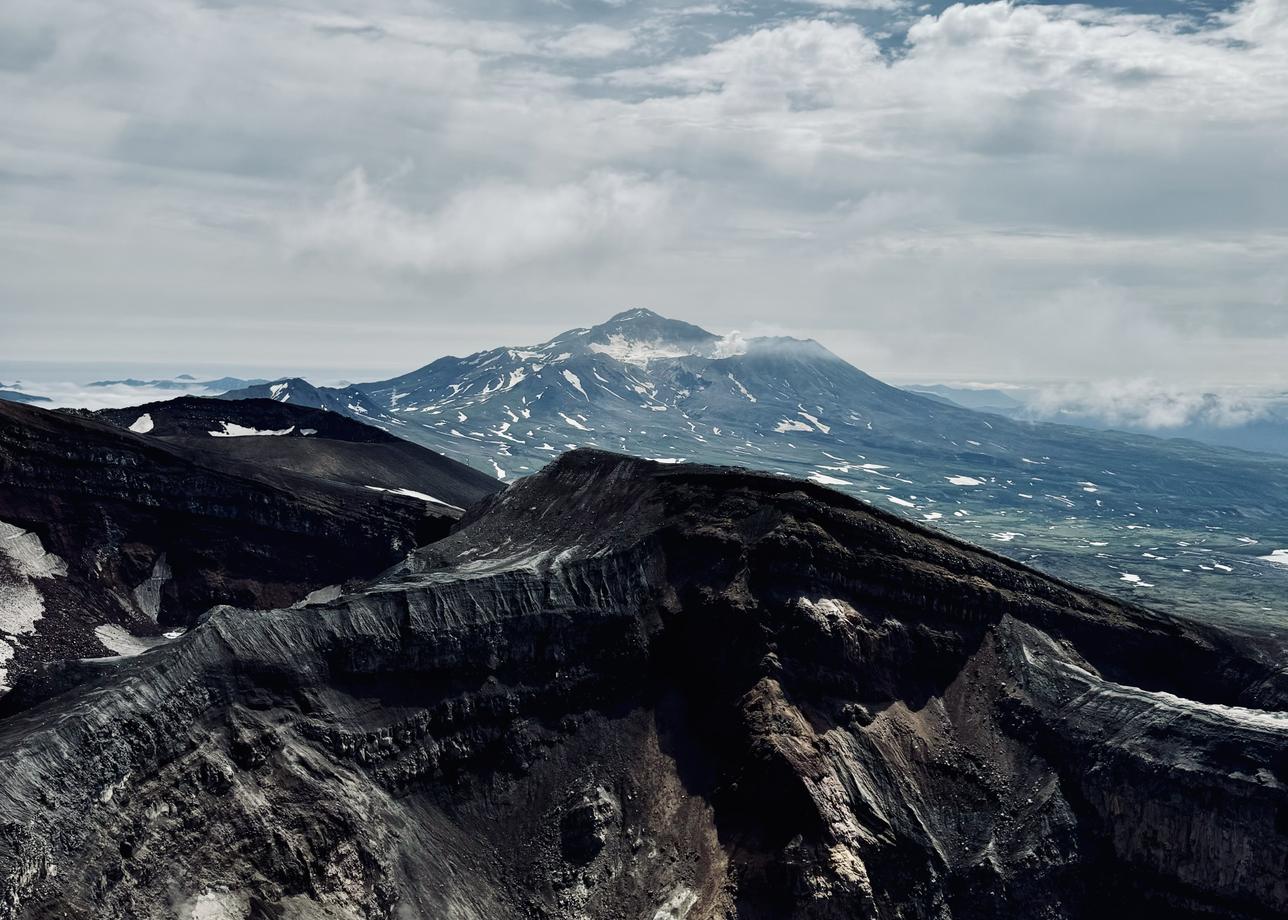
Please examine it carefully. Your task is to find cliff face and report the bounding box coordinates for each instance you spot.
[0,401,489,689]
[0,450,1285,919]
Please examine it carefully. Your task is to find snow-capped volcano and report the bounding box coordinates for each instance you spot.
[215,309,1288,623]
[355,307,911,479]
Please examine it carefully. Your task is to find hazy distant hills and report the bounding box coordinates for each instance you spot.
[915,383,1288,457]
[204,309,1288,625]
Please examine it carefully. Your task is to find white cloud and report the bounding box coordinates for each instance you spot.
[287,168,677,273]
[1,0,1287,380]
[542,24,636,58]
[1021,380,1280,430]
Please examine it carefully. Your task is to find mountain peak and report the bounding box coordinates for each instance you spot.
[589,308,717,346]
[604,307,663,323]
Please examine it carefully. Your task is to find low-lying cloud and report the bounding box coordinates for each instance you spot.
[1021,380,1284,430]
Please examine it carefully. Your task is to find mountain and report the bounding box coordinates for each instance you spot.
[218,376,389,420]
[903,383,1026,413]
[0,390,48,406]
[0,450,1284,918]
[0,399,499,692]
[1018,400,1288,457]
[219,309,1288,625]
[91,396,498,512]
[86,375,269,392]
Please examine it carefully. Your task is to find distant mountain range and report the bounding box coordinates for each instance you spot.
[206,309,1288,626]
[86,375,269,391]
[0,383,49,405]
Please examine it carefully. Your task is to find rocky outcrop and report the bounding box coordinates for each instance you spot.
[0,400,494,689]
[0,450,1284,919]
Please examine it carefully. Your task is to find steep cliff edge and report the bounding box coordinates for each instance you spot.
[0,450,1285,919]
[0,400,490,689]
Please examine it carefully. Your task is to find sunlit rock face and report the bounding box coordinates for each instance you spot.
[0,449,1285,919]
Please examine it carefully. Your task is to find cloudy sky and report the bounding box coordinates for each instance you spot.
[2,0,1286,384]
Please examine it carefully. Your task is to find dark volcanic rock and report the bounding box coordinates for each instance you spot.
[0,450,1285,919]
[0,400,495,690]
[91,396,501,508]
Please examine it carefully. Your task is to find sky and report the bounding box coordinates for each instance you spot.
[2,0,1286,385]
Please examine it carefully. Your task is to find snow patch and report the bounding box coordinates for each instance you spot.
[293,584,343,607]
[128,413,154,434]
[93,624,166,658]
[364,485,463,512]
[808,472,849,486]
[0,520,67,690]
[774,417,813,433]
[209,422,295,437]
[727,373,757,403]
[589,334,692,366]
[559,412,592,431]
[946,475,984,486]
[798,410,830,434]
[1258,549,1288,568]
[562,369,588,400]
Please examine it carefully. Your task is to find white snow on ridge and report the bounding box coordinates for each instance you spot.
[209,422,295,438]
[887,496,915,508]
[269,382,290,399]
[365,485,464,511]
[128,413,154,434]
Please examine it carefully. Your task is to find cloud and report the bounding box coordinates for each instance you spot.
[542,24,636,58]
[1,0,1287,380]
[1020,380,1281,430]
[286,167,677,273]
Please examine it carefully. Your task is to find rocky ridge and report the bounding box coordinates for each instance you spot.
[0,450,1284,918]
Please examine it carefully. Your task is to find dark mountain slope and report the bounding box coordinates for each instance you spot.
[93,396,500,510]
[0,400,483,691]
[0,450,1283,919]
